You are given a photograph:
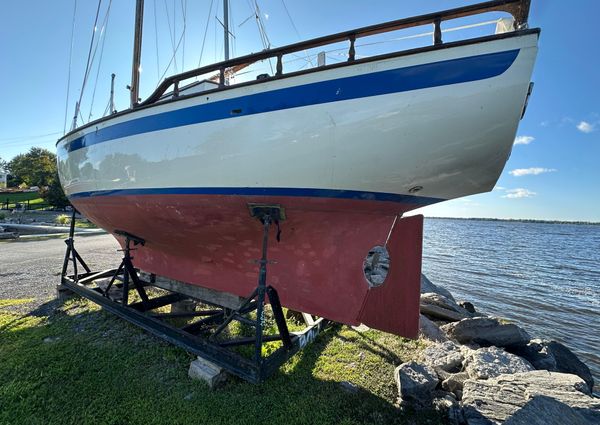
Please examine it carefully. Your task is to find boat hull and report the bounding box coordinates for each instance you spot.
[73,193,424,336]
[57,32,538,337]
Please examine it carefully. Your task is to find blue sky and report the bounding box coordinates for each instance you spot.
[0,1,598,221]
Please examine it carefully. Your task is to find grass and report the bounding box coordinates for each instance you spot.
[0,192,44,207]
[0,299,34,308]
[0,297,444,425]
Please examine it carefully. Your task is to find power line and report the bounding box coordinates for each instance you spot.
[0,131,63,143]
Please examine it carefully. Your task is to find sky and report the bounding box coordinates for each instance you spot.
[0,1,598,221]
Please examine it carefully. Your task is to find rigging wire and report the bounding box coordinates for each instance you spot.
[244,0,273,74]
[285,19,500,65]
[62,0,78,135]
[164,0,178,73]
[280,0,313,67]
[87,0,113,122]
[153,0,161,81]
[73,0,103,129]
[155,7,187,86]
[229,0,235,59]
[253,0,271,49]
[197,0,215,69]
[214,0,219,63]
[181,0,187,71]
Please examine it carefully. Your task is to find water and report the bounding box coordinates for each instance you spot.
[421,218,600,388]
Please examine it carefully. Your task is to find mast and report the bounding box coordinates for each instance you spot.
[130,0,144,108]
[109,73,116,114]
[223,0,230,61]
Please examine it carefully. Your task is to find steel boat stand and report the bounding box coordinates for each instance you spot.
[58,206,329,383]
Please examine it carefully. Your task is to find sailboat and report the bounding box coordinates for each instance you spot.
[57,0,539,338]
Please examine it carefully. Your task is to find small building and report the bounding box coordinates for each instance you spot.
[0,172,7,189]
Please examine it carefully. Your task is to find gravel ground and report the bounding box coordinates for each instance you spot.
[0,234,121,309]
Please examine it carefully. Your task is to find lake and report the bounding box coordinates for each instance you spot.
[421,218,600,389]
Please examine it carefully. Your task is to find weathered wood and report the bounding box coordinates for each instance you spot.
[139,271,244,310]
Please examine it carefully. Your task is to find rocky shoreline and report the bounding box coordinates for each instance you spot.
[398,274,599,424]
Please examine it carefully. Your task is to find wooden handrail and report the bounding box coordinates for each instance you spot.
[139,0,530,107]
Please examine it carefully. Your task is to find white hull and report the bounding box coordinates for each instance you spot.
[58,32,538,206]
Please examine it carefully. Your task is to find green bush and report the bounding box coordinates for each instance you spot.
[55,214,70,225]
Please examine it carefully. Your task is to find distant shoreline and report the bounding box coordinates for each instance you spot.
[424,216,600,226]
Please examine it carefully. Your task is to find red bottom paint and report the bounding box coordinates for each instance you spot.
[73,195,423,338]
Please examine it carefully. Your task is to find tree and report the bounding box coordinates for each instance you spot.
[8,147,57,188]
[7,147,70,208]
[0,156,7,173]
[40,172,70,208]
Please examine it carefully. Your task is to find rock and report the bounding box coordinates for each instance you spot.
[508,339,594,393]
[463,346,534,380]
[430,390,464,424]
[419,314,448,342]
[441,317,531,348]
[171,299,196,314]
[504,395,600,425]
[421,293,463,312]
[421,274,456,302]
[339,381,359,394]
[461,371,600,424]
[442,372,470,397]
[351,324,371,333]
[420,292,472,322]
[421,303,467,322]
[394,361,439,406]
[432,389,457,408]
[504,396,600,425]
[546,341,595,393]
[458,301,476,314]
[508,339,557,371]
[422,341,464,373]
[188,356,228,389]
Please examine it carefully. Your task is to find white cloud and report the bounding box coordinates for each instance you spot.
[514,135,535,145]
[493,185,505,191]
[540,120,549,127]
[509,167,557,177]
[264,13,269,20]
[503,188,536,199]
[577,121,595,133]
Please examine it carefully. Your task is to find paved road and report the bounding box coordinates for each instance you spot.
[0,234,121,302]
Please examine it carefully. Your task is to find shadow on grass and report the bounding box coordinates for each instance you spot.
[0,297,446,425]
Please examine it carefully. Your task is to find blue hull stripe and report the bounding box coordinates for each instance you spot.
[68,187,443,206]
[61,49,519,153]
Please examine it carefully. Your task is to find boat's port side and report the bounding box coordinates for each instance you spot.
[138,0,534,109]
[56,0,536,140]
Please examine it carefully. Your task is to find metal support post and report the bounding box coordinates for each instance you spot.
[58,204,326,383]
